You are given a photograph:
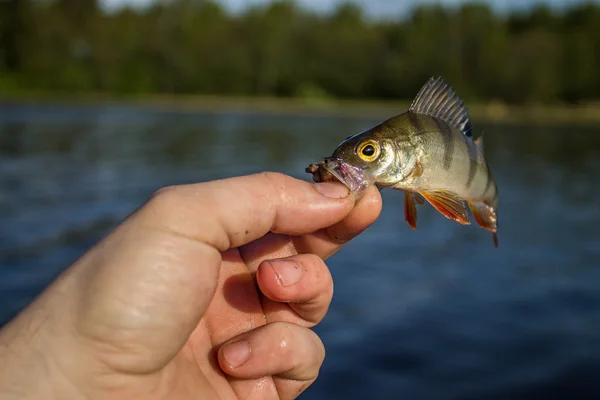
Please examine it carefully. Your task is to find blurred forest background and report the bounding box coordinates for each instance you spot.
[1,0,599,105]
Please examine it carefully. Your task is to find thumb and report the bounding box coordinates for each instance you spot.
[70,172,355,374]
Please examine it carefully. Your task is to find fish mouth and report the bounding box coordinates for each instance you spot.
[322,157,376,199]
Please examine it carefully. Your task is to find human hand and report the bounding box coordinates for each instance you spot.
[0,172,382,399]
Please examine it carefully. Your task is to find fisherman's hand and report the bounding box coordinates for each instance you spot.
[0,172,382,400]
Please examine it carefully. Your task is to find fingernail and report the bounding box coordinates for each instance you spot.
[222,340,251,368]
[314,182,350,199]
[270,260,304,286]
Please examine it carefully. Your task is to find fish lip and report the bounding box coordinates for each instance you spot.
[322,157,376,199]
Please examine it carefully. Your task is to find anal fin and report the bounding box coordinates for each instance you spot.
[419,189,470,225]
[404,192,418,230]
[468,202,498,248]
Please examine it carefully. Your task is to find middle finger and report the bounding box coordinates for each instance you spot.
[238,186,381,326]
[256,253,334,326]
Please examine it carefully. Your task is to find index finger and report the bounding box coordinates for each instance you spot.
[139,172,357,252]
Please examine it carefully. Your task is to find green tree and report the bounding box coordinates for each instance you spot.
[0,0,33,71]
[1,0,599,104]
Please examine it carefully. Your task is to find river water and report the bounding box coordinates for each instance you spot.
[1,103,599,399]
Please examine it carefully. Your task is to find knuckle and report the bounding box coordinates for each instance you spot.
[286,325,326,380]
[258,171,292,200]
[315,335,326,369]
[255,171,287,212]
[258,171,288,185]
[326,266,334,297]
[147,185,185,214]
[151,184,180,200]
[300,330,326,380]
[275,322,303,360]
[308,329,326,368]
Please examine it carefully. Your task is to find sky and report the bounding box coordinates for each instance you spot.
[100,0,600,18]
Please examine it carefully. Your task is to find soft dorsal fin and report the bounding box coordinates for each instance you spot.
[409,77,473,138]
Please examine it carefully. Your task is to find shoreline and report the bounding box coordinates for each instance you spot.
[2,92,600,125]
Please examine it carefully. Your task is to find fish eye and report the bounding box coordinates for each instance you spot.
[362,145,375,156]
[357,140,380,162]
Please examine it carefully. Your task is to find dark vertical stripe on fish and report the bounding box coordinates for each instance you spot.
[466,158,477,189]
[408,112,424,134]
[482,168,493,197]
[433,118,454,170]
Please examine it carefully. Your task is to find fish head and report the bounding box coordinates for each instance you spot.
[321,126,417,197]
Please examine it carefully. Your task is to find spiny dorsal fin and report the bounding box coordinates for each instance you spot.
[409,77,473,138]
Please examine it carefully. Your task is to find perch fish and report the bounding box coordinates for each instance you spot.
[306,77,499,246]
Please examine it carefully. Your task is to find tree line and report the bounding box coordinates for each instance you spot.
[1,0,599,104]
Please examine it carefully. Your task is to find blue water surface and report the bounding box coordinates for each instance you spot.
[1,103,599,399]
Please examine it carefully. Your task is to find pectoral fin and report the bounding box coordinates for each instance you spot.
[419,190,470,225]
[468,201,499,247]
[404,192,418,230]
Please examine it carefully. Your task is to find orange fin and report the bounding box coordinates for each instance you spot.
[419,190,470,225]
[404,192,418,230]
[468,202,498,248]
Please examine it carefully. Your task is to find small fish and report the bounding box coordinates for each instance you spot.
[306,77,499,247]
